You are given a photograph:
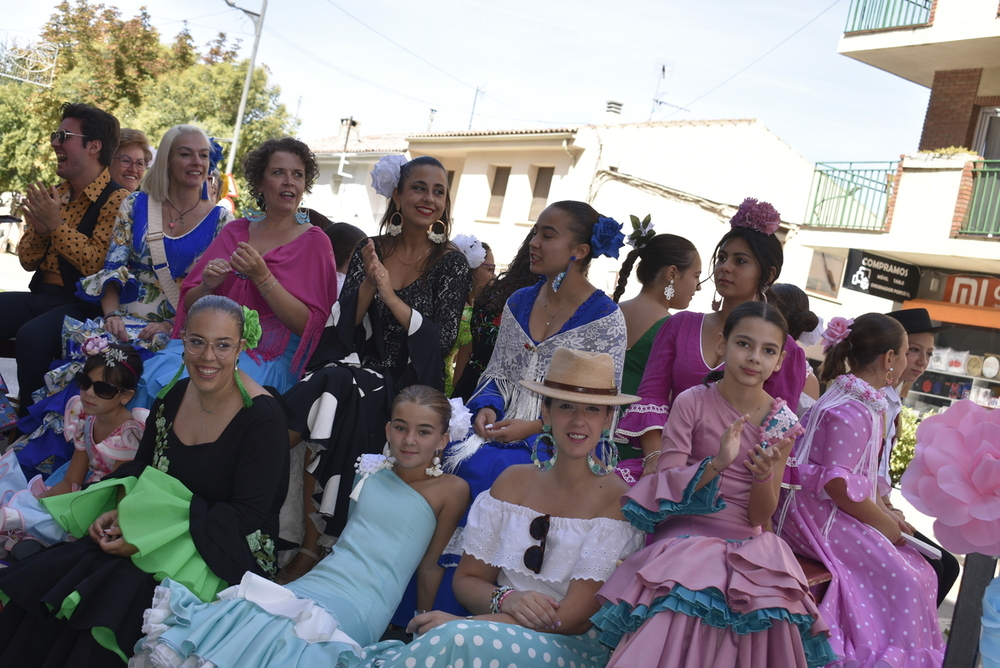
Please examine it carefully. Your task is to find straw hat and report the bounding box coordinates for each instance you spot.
[519,347,639,406]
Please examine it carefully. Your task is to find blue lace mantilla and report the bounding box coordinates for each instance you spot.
[622,458,725,533]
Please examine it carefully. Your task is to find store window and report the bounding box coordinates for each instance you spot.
[806,250,845,299]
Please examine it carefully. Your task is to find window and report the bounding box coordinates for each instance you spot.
[806,251,845,299]
[528,166,555,221]
[486,166,510,219]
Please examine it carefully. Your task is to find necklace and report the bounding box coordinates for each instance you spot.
[198,383,235,414]
[396,246,430,267]
[165,198,200,230]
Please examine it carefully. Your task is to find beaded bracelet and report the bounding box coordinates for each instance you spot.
[708,457,723,475]
[642,450,662,467]
[490,586,514,614]
[753,472,773,484]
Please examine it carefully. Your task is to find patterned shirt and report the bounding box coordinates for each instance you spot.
[17,169,128,283]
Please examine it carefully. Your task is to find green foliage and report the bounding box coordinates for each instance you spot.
[0,0,296,206]
[889,405,919,487]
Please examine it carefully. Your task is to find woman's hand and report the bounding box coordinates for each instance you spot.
[202,258,232,292]
[717,414,749,470]
[104,315,129,342]
[500,590,561,630]
[230,241,269,284]
[362,242,395,303]
[137,321,173,340]
[407,610,460,636]
[484,418,541,444]
[473,408,498,439]
[87,509,139,556]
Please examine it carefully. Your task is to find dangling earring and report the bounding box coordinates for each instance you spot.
[711,288,722,312]
[532,425,557,471]
[382,442,391,457]
[245,193,266,223]
[588,429,617,476]
[885,367,894,387]
[425,449,443,477]
[294,207,310,225]
[427,220,447,244]
[386,211,403,236]
[552,256,575,293]
[663,279,675,301]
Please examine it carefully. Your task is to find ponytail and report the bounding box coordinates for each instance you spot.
[818,313,905,384]
[612,247,641,302]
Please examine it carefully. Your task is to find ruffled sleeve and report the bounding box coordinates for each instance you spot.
[77,191,140,303]
[615,312,686,441]
[621,387,726,532]
[791,402,873,503]
[93,407,149,466]
[63,394,87,451]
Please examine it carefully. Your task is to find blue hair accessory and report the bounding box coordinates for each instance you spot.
[590,216,626,259]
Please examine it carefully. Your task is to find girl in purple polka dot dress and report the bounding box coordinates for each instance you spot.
[775,313,945,667]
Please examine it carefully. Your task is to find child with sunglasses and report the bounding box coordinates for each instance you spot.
[592,303,835,667]
[0,342,146,545]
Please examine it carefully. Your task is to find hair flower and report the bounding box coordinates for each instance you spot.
[626,213,655,249]
[451,234,486,269]
[104,347,127,367]
[370,154,408,198]
[821,316,853,352]
[82,336,110,358]
[590,215,626,259]
[900,400,1000,555]
[241,306,262,350]
[730,197,781,236]
[207,137,225,174]
[448,397,474,442]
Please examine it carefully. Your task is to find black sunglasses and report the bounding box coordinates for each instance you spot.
[522,514,550,574]
[75,371,122,400]
[50,130,88,144]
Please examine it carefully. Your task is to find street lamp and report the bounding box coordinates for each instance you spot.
[223,0,267,176]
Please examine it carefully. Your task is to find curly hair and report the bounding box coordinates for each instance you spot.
[242,137,319,208]
[475,230,536,315]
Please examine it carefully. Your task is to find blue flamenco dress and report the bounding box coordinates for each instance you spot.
[131,461,437,668]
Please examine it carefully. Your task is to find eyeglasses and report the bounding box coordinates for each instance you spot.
[522,514,550,574]
[75,371,123,400]
[183,336,238,359]
[114,154,148,171]
[50,130,88,144]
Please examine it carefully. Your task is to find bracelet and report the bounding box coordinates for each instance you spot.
[259,278,278,297]
[255,272,273,287]
[642,450,661,467]
[497,589,515,613]
[490,586,514,614]
[104,310,122,319]
[708,457,723,475]
[753,472,773,484]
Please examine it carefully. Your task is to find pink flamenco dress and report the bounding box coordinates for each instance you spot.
[774,374,945,667]
[592,383,835,667]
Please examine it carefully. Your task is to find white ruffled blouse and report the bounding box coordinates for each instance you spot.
[462,491,644,600]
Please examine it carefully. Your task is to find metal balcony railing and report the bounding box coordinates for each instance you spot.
[960,161,1000,236]
[803,161,898,231]
[844,0,932,33]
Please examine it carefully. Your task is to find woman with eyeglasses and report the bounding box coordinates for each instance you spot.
[78,124,232,352]
[376,347,644,668]
[107,128,152,193]
[0,296,289,666]
[0,343,146,546]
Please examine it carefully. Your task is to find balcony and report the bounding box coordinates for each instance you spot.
[959,161,1000,236]
[803,161,898,231]
[844,0,932,33]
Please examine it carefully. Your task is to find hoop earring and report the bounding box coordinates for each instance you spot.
[663,279,675,301]
[386,211,403,236]
[885,367,894,386]
[425,449,443,477]
[427,220,447,244]
[589,429,618,476]
[532,426,557,471]
[552,256,575,293]
[294,207,310,225]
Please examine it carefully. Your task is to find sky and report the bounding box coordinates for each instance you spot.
[3,0,931,163]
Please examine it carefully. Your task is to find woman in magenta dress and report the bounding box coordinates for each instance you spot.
[774,314,944,667]
[616,198,807,482]
[592,302,834,667]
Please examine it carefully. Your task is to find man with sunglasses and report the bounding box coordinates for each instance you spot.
[0,102,128,417]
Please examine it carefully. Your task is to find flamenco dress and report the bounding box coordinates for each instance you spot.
[592,383,836,667]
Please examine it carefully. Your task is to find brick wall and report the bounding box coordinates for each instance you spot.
[918,69,983,151]
[882,157,905,233]
[950,161,975,237]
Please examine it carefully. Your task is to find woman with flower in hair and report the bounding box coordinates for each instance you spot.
[774,313,945,667]
[616,198,807,481]
[0,296,289,666]
[445,234,496,396]
[277,155,469,581]
[0,343,146,546]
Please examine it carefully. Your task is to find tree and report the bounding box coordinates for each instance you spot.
[0,0,296,206]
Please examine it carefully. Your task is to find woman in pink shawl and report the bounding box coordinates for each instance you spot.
[135,138,337,404]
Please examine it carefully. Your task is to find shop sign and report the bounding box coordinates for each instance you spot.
[945,275,1000,308]
[842,250,920,301]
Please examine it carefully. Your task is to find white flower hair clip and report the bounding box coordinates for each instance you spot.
[370,154,408,199]
[448,397,474,442]
[104,347,128,367]
[451,234,486,269]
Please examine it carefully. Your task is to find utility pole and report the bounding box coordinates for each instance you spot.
[224,0,268,176]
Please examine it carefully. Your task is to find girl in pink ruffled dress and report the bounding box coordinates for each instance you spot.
[774,313,945,667]
[593,302,835,667]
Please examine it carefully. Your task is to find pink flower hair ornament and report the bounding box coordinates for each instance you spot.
[81,336,110,358]
[820,317,854,352]
[729,197,781,236]
[900,399,1000,555]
